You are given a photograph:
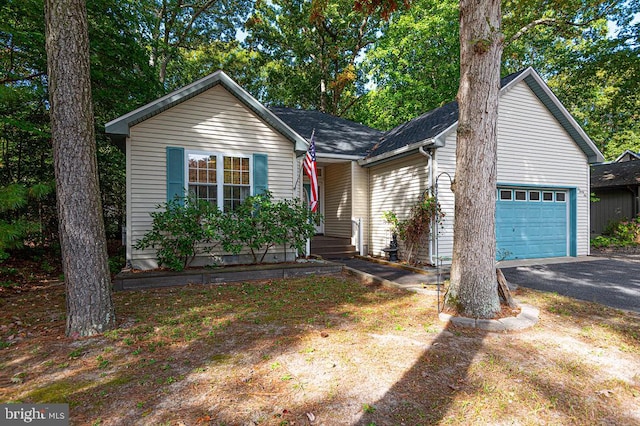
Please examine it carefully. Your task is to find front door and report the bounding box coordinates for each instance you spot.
[304,179,324,234]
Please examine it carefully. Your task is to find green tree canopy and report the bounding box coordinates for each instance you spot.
[243,0,386,115]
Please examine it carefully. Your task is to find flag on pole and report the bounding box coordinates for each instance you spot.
[303,131,319,212]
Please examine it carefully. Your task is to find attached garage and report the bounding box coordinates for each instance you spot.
[362,68,603,264]
[496,187,576,260]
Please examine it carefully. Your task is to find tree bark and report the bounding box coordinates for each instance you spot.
[446,0,504,318]
[44,0,115,337]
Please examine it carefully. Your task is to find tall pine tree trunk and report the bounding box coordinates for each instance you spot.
[45,0,115,336]
[446,0,504,318]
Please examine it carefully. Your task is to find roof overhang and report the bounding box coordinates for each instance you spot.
[104,70,309,155]
[358,139,440,167]
[316,153,363,162]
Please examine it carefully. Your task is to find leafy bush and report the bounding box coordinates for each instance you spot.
[399,196,444,265]
[136,192,320,270]
[219,192,319,264]
[592,215,640,248]
[134,196,221,271]
[383,195,444,265]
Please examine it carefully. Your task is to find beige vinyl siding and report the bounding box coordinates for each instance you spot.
[497,82,590,256]
[351,162,369,251]
[324,162,352,238]
[369,154,431,260]
[432,135,456,262]
[127,85,296,269]
[433,80,592,262]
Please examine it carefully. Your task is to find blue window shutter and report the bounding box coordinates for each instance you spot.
[166,147,185,202]
[253,153,268,195]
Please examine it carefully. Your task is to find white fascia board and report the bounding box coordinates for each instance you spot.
[105,70,228,135]
[524,69,605,163]
[358,139,437,167]
[104,70,309,154]
[317,153,363,161]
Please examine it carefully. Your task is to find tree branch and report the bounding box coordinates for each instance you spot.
[508,2,616,45]
[0,72,46,85]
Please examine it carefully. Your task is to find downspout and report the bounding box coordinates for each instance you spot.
[419,146,435,265]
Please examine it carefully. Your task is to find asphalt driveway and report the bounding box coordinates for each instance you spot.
[501,258,640,313]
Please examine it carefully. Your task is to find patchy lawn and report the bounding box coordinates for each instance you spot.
[1,273,639,425]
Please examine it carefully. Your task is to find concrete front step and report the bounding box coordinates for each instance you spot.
[310,236,357,259]
[315,251,358,259]
[311,245,357,255]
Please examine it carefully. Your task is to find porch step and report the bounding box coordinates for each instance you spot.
[311,236,358,259]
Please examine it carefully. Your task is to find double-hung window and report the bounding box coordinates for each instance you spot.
[223,156,250,211]
[186,151,251,211]
[188,153,218,204]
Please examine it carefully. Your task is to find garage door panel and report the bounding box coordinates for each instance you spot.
[496,188,568,260]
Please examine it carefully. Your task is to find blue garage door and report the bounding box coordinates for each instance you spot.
[496,188,568,260]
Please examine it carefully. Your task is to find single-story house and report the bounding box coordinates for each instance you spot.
[590,157,640,235]
[106,67,604,269]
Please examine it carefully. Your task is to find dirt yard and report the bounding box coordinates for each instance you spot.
[1,272,639,425]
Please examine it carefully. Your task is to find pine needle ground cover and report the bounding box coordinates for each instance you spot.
[1,275,639,425]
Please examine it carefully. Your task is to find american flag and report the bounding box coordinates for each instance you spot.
[303,131,319,212]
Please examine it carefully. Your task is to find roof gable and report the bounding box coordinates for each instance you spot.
[105,71,308,154]
[363,67,604,164]
[614,149,640,162]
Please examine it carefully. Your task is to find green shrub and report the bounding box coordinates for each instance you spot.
[383,196,444,265]
[591,235,614,249]
[219,192,319,264]
[134,196,221,271]
[136,193,320,270]
[592,215,640,248]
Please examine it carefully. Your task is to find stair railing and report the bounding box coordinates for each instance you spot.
[351,217,364,255]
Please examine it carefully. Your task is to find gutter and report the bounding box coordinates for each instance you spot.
[317,153,363,161]
[358,139,439,167]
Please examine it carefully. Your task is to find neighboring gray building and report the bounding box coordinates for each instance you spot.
[591,158,640,235]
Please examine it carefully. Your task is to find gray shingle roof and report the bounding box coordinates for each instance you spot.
[366,70,527,158]
[591,161,640,189]
[269,107,384,157]
[368,101,458,157]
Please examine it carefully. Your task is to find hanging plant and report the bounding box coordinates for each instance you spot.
[398,196,445,265]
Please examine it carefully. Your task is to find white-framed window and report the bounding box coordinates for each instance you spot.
[529,190,540,201]
[499,189,512,201]
[556,192,566,202]
[542,191,554,202]
[186,151,251,211]
[514,190,527,201]
[222,155,250,211]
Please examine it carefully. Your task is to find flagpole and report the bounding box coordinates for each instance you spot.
[303,129,318,258]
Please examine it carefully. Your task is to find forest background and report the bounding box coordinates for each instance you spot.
[1,0,638,261]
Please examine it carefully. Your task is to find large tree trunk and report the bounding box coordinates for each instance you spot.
[45,0,115,337]
[445,0,504,318]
